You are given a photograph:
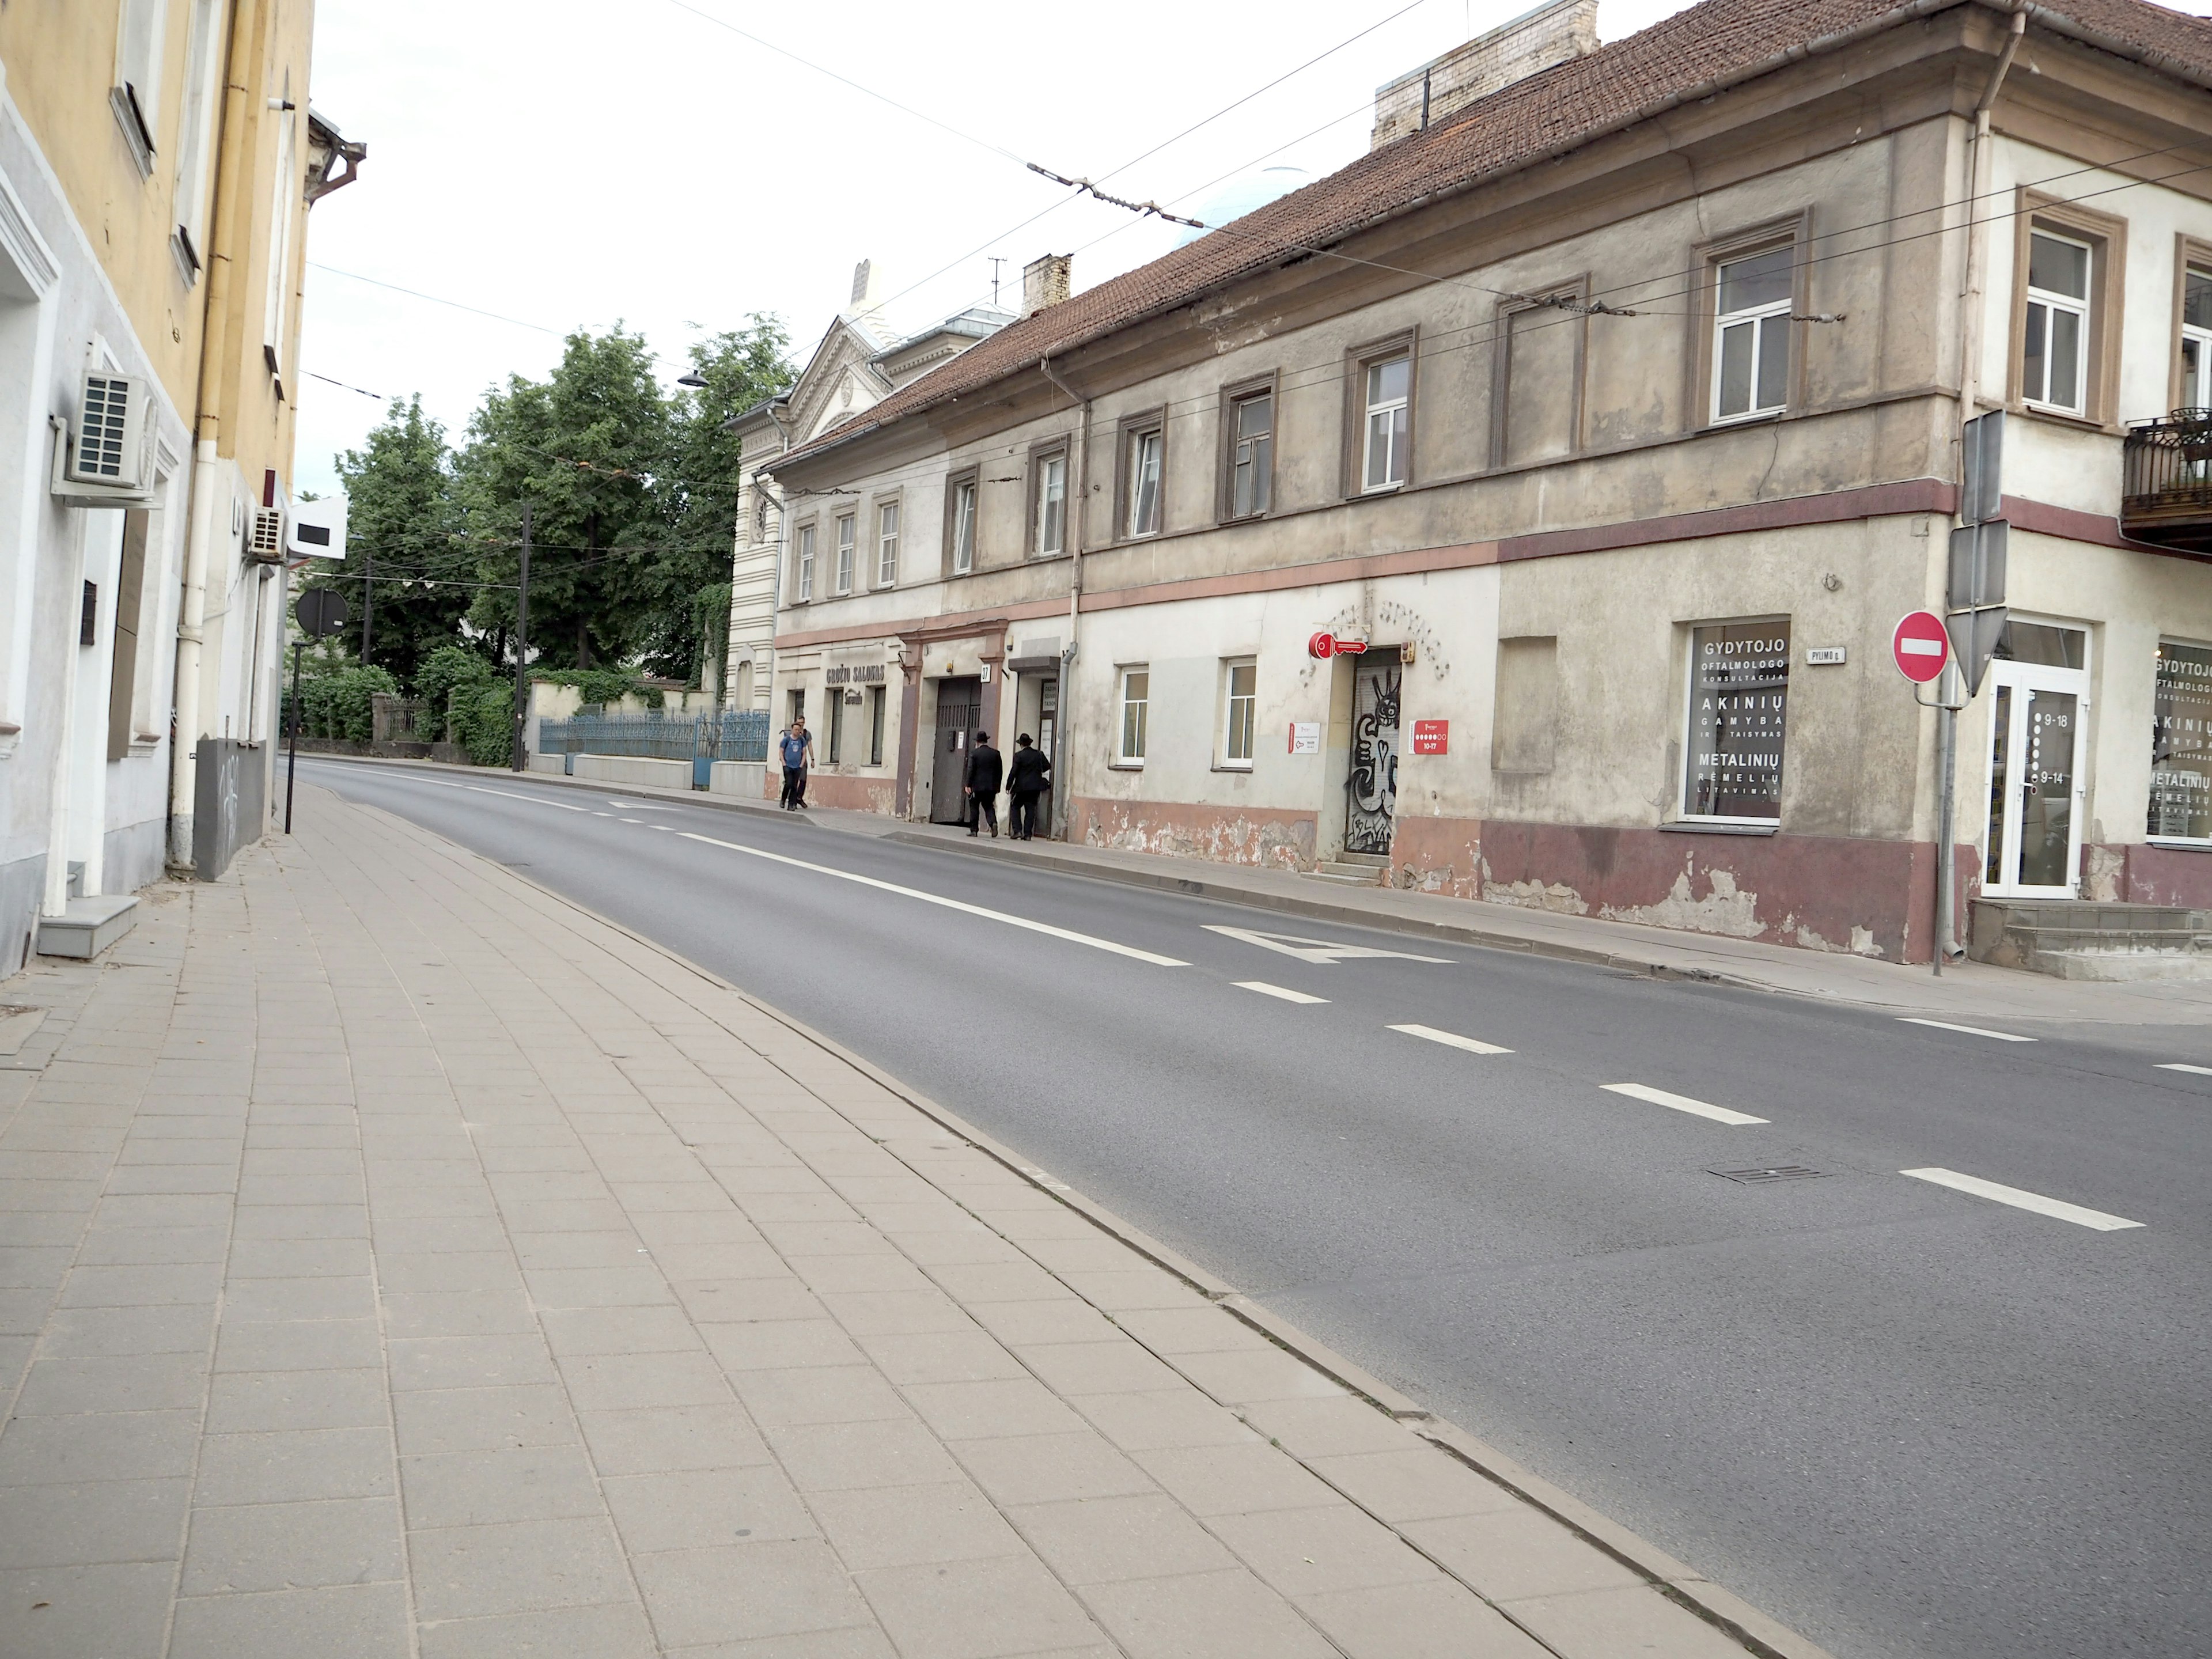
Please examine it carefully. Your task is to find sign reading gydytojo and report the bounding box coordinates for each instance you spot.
[1686,621,1790,821]
[2150,639,2212,842]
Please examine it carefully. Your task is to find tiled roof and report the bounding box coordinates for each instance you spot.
[772,0,2212,470]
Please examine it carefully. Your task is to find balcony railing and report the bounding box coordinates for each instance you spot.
[2122,408,2212,552]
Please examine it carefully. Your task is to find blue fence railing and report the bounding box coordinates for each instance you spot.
[538,710,771,784]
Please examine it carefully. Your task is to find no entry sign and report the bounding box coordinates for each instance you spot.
[1892,610,1951,683]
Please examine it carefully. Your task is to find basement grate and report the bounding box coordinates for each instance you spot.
[1709,1165,1825,1184]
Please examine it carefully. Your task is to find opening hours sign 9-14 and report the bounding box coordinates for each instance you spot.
[1687,620,1790,820]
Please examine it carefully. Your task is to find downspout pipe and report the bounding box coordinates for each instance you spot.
[168,0,259,871]
[1936,0,2026,968]
[1039,357,1088,843]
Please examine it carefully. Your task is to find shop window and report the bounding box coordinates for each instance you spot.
[827,688,845,763]
[1118,667,1149,765]
[2150,639,2212,843]
[868,684,887,766]
[1682,620,1790,822]
[1221,660,1256,767]
[1712,247,1793,423]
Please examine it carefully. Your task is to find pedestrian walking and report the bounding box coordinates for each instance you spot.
[778,716,814,810]
[964,729,1003,838]
[1006,733,1050,840]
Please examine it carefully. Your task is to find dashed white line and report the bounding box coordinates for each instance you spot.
[676,832,1189,966]
[1388,1024,1511,1055]
[407,777,590,812]
[1899,1017,2036,1042]
[1902,1167,2143,1231]
[1233,981,1328,1005]
[1601,1083,1767,1126]
[619,818,645,825]
[2157,1062,2212,1075]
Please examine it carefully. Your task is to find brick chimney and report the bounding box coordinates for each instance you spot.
[1370,0,1597,150]
[1022,253,1072,314]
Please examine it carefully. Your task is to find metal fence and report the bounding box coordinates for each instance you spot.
[2122,409,2212,541]
[537,709,771,771]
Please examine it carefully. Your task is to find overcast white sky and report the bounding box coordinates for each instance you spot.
[291,0,1792,496]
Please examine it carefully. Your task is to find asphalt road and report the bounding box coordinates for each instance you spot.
[298,759,2212,1659]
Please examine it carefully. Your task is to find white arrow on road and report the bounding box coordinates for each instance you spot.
[1203,925,1452,965]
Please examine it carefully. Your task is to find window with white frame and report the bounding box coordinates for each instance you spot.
[1035,450,1066,555]
[951,477,976,574]
[877,501,899,586]
[1221,660,1257,767]
[1126,426,1162,537]
[2181,267,2212,410]
[171,0,224,275]
[2023,230,2092,415]
[834,514,855,594]
[263,96,300,384]
[1362,355,1410,490]
[112,0,169,168]
[796,522,816,601]
[1712,247,1793,422]
[1118,668,1149,764]
[1228,390,1272,518]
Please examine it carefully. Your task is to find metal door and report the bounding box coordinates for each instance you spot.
[1982,630,2089,896]
[1344,656,1401,855]
[929,677,980,824]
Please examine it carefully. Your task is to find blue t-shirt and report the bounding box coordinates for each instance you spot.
[779,732,811,767]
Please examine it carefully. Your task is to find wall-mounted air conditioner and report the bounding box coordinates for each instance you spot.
[247,507,285,563]
[50,371,157,507]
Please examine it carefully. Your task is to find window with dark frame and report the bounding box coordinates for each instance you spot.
[1228,391,1272,519]
[1035,449,1066,555]
[868,684,887,767]
[1362,355,1409,490]
[827,688,845,763]
[1683,620,1791,821]
[1712,247,1793,422]
[1126,426,1162,537]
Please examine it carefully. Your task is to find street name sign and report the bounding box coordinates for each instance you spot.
[1892,610,1950,683]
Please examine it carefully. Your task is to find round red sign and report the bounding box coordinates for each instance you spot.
[1891,610,1951,684]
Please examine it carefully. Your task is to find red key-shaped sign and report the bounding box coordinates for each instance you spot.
[1891,610,1951,684]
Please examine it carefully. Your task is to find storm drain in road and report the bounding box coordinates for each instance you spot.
[1708,1165,1825,1184]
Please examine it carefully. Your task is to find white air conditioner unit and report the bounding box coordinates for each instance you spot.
[65,372,148,490]
[247,507,285,563]
[288,495,347,560]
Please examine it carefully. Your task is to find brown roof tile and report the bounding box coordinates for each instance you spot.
[774,0,2212,470]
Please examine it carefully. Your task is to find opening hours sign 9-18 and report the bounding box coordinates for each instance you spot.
[1687,620,1790,820]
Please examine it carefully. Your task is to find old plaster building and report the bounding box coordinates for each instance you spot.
[0,1,356,968]
[725,260,1012,725]
[764,0,2212,966]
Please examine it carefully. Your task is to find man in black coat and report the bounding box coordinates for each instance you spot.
[1005,733,1051,840]
[964,730,1003,838]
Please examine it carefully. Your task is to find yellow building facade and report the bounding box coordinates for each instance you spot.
[0,0,356,967]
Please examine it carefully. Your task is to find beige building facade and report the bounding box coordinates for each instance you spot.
[0,0,355,967]
[766,0,2212,966]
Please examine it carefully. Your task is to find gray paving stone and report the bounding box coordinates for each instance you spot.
[206,1369,392,1433]
[1298,1579,1554,1658]
[166,1580,411,1659]
[40,1302,214,1357]
[393,1385,577,1456]
[73,1224,229,1266]
[399,1444,607,1528]
[0,1560,177,1658]
[1009,1492,1238,1586]
[808,1479,1025,1571]
[192,1427,396,1505]
[0,1409,202,1485]
[1084,1567,1340,1659]
[415,1600,659,1659]
[14,1352,207,1415]
[213,1316,385,1373]
[220,1275,378,1323]
[228,1237,372,1278]
[56,1261,223,1306]
[576,1403,771,1476]
[229,1204,370,1240]
[853,1551,1105,1659]
[378,1251,525,1295]
[953,1431,1156,1508]
[180,1496,404,1593]
[700,1317,866,1374]
[408,1516,634,1620]
[389,1333,557,1392]
[630,1537,875,1647]
[765,1418,968,1494]
[600,1467,819,1554]
[381,1289,537,1339]
[0,1476,191,1567]
[538,1304,699,1358]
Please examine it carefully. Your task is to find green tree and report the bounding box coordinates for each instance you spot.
[459,327,672,672]
[640,317,793,685]
[321,396,469,685]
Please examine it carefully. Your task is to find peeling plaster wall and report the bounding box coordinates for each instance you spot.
[1075,797,1317,870]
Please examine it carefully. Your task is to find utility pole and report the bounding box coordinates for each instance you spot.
[285,641,302,834]
[361,540,373,664]
[510,503,531,771]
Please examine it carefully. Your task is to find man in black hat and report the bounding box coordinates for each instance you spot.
[1006,733,1050,840]
[964,730,1003,838]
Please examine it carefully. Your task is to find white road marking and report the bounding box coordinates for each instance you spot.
[1601,1083,1767,1126]
[1234,981,1329,1004]
[1899,1017,2036,1042]
[619,818,645,824]
[1205,925,1452,965]
[1901,1167,2143,1231]
[592,812,615,818]
[1388,1023,1511,1055]
[399,776,589,812]
[606,799,669,810]
[2157,1062,2212,1075]
[676,832,1189,965]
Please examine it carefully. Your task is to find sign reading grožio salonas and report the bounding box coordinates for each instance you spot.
[1685,620,1790,821]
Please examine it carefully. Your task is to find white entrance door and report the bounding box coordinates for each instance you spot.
[1982,630,2090,897]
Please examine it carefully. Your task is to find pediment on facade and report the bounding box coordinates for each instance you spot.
[785,317,896,448]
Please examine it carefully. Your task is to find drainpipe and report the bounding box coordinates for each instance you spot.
[1039,357,1088,842]
[169,0,260,870]
[1935,0,2027,971]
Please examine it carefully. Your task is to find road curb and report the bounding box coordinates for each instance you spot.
[320,792,1830,1659]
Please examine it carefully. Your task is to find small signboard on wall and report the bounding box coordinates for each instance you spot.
[1411,719,1448,755]
[1288,721,1320,755]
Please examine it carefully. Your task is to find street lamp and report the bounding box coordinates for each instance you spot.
[676,373,708,388]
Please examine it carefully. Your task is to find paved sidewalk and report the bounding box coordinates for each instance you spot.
[0,788,1826,1658]
[353,755,2212,1025]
